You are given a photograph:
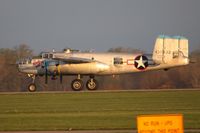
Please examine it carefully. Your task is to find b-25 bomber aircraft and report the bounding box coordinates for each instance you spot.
[17,35,189,92]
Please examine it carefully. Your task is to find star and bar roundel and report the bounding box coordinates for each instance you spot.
[134,55,148,70]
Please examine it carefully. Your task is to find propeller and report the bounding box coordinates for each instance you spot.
[60,74,63,84]
[42,59,63,84]
[43,60,48,84]
[56,62,63,84]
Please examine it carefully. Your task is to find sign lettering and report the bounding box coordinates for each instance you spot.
[137,114,183,133]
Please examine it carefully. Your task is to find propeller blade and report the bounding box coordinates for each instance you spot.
[56,63,63,84]
[45,68,48,84]
[60,74,63,84]
[57,63,61,74]
[44,60,48,84]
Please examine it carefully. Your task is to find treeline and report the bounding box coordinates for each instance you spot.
[0,44,200,92]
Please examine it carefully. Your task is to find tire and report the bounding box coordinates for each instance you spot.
[86,79,98,90]
[28,83,37,92]
[71,79,84,91]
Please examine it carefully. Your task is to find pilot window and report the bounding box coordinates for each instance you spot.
[49,54,53,59]
[42,54,48,59]
[28,59,31,64]
[114,57,123,65]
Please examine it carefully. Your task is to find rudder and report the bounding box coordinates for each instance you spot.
[152,35,189,64]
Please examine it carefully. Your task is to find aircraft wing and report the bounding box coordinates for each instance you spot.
[52,56,94,63]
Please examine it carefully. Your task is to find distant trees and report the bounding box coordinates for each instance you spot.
[14,44,33,59]
[189,50,200,88]
[108,47,144,53]
[0,44,33,91]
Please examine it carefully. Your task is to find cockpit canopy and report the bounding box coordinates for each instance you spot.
[39,49,79,59]
[39,52,54,59]
[63,48,80,53]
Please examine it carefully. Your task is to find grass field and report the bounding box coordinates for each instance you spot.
[0,90,200,131]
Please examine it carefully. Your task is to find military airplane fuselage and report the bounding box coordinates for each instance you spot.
[18,52,188,76]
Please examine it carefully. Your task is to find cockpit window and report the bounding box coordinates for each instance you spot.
[49,54,53,59]
[42,53,53,59]
[43,54,49,59]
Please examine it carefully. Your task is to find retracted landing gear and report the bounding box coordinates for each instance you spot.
[27,75,37,92]
[86,78,98,90]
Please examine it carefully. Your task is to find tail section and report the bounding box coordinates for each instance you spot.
[152,35,189,65]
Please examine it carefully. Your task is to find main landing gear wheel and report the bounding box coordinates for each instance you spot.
[28,83,37,92]
[71,79,84,91]
[86,79,98,90]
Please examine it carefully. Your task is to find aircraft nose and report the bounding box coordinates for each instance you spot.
[16,60,20,66]
[16,60,24,72]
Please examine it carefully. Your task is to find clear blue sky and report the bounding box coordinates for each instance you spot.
[0,0,200,54]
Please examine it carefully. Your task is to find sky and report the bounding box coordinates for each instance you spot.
[0,0,200,54]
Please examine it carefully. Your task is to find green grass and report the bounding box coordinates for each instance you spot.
[0,90,200,131]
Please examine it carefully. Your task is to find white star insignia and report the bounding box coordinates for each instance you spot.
[135,56,147,68]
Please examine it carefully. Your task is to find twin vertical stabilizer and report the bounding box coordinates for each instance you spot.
[152,35,189,64]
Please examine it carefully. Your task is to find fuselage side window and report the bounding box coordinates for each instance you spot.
[114,57,123,65]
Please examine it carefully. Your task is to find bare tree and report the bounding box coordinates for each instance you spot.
[0,44,33,91]
[108,47,144,53]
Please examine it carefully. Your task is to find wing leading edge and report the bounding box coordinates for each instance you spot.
[52,53,94,64]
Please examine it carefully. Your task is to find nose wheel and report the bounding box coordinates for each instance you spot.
[27,75,37,92]
[86,78,98,90]
[28,83,37,92]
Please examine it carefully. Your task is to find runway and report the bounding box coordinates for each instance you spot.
[0,130,135,133]
[0,129,200,133]
[0,88,199,95]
